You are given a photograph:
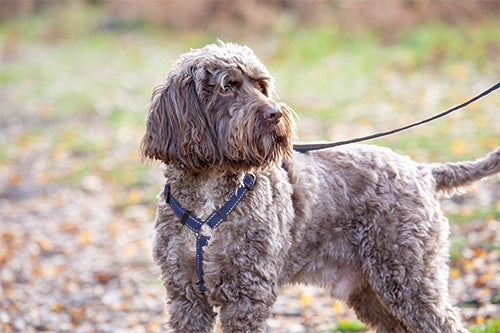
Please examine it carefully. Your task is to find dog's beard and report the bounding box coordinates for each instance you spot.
[219,111,293,171]
[255,131,289,165]
[258,114,294,160]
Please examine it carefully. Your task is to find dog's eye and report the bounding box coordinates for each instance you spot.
[256,82,267,96]
[220,85,231,94]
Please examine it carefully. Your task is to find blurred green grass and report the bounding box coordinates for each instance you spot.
[470,319,500,333]
[1,2,499,202]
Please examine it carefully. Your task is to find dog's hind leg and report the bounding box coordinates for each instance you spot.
[357,211,468,332]
[347,283,409,333]
[367,275,467,333]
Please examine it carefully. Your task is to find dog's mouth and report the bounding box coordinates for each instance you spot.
[217,103,295,171]
[255,119,293,163]
[219,121,291,171]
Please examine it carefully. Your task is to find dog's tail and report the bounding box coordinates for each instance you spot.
[431,147,500,192]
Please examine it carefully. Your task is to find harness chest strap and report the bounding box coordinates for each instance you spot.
[163,173,256,292]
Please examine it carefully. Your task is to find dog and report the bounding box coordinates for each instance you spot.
[141,42,500,332]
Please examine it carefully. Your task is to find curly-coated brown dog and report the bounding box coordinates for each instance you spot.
[141,42,500,333]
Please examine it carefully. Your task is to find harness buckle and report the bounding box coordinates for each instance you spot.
[243,173,256,191]
[164,184,171,203]
[180,210,190,225]
[199,224,212,238]
[215,209,227,220]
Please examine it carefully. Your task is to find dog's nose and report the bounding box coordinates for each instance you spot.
[263,107,282,124]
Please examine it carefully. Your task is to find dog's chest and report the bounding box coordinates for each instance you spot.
[199,176,244,215]
[200,192,216,217]
[191,182,222,220]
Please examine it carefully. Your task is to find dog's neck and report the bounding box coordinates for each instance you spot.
[163,165,247,220]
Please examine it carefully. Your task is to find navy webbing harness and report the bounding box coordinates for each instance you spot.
[163,173,256,292]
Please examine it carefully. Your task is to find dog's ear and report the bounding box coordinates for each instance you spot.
[140,73,218,169]
[140,83,174,163]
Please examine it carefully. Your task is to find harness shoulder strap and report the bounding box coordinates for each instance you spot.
[163,173,256,292]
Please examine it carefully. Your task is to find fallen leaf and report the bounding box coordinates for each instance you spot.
[333,300,344,315]
[78,230,93,245]
[450,267,461,279]
[51,302,64,313]
[300,293,313,308]
[8,172,22,186]
[128,188,144,204]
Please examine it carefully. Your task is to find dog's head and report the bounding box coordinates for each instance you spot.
[141,42,296,172]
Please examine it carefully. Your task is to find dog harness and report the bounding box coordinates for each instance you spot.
[163,173,256,292]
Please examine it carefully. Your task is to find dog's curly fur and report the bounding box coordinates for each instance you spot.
[141,42,500,333]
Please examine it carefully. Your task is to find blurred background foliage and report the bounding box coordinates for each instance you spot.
[1,1,499,332]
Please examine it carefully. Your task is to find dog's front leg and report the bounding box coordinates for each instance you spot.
[217,291,276,333]
[164,282,216,333]
[154,229,217,332]
[207,260,279,332]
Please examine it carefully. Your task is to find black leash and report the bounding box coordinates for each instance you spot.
[293,81,500,153]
